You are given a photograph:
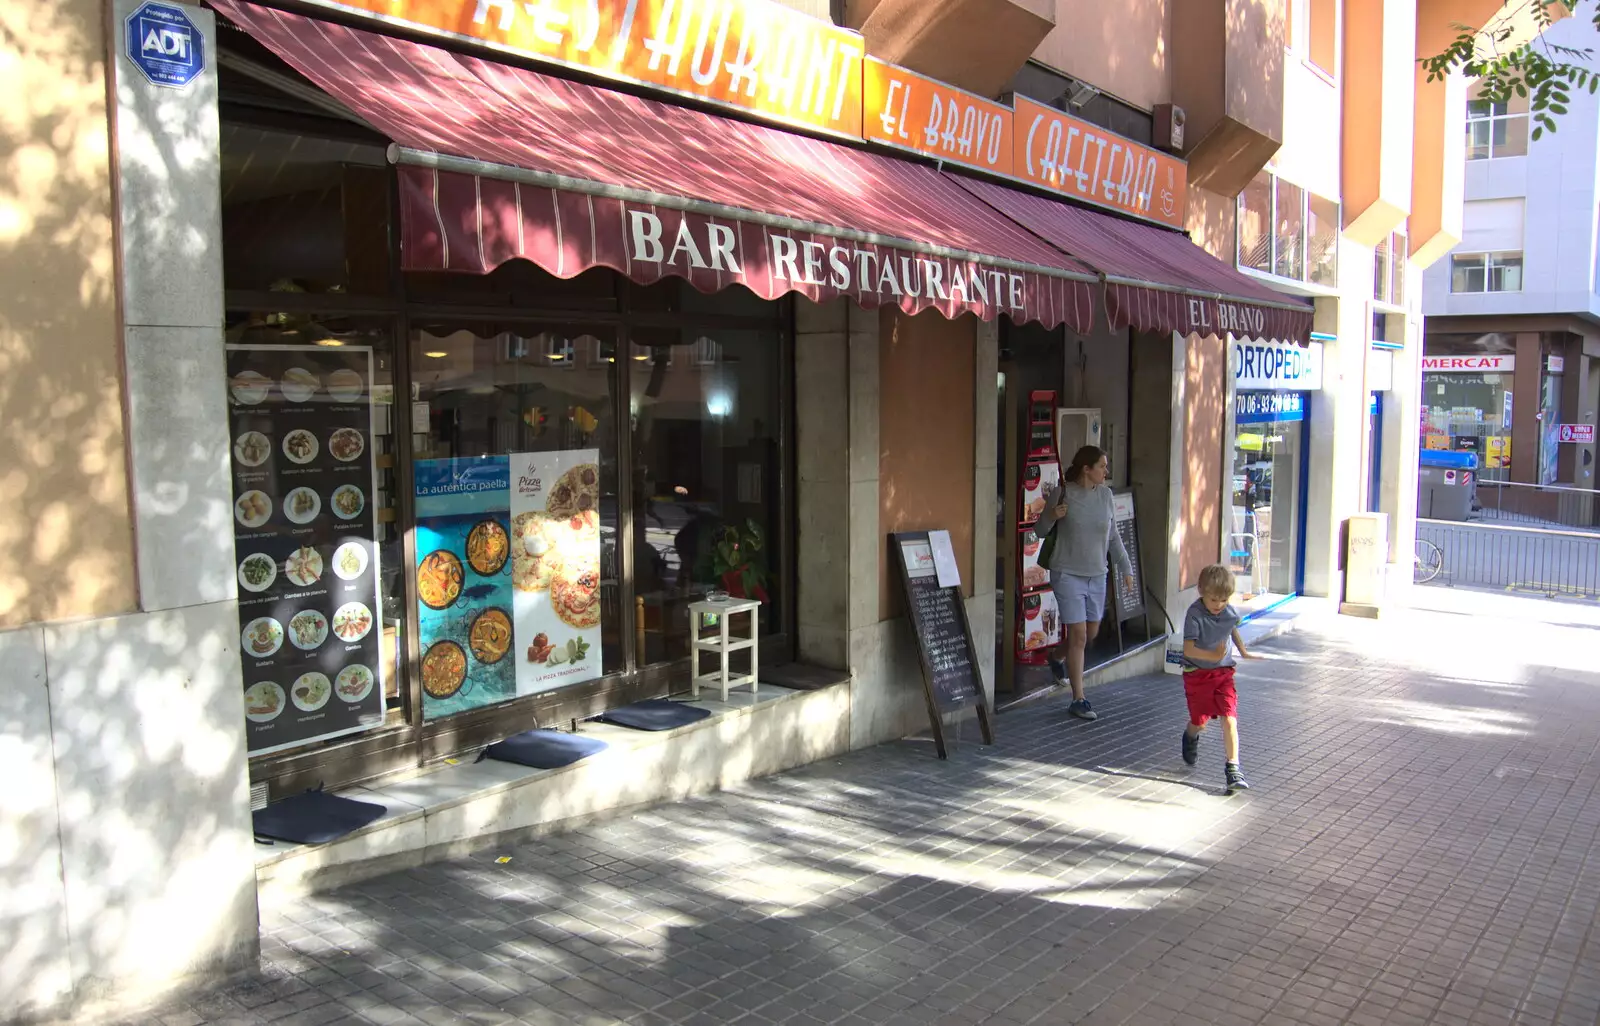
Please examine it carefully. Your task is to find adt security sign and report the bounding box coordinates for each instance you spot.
[126,3,205,88]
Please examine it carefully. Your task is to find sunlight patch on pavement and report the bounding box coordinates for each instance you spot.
[1363,697,1531,737]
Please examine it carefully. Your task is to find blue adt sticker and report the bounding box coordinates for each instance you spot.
[126,2,205,88]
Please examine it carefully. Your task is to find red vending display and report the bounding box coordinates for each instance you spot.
[1016,391,1059,665]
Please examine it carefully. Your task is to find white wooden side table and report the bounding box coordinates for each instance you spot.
[688,597,761,702]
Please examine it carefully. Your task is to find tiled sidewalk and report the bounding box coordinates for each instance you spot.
[130,591,1600,1026]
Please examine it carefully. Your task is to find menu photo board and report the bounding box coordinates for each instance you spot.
[890,530,993,759]
[412,449,604,717]
[226,345,386,757]
[414,457,516,719]
[1110,491,1145,622]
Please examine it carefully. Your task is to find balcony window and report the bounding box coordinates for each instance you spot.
[1237,170,1339,289]
[1466,84,1529,160]
[1450,252,1523,293]
[1239,174,1272,273]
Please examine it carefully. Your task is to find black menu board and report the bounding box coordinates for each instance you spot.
[226,345,386,757]
[1109,491,1145,621]
[889,531,993,758]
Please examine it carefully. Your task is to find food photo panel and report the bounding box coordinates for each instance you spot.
[226,344,386,756]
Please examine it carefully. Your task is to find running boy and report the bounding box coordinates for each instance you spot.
[1181,564,1261,794]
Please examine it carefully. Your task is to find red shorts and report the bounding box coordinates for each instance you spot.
[1182,666,1237,726]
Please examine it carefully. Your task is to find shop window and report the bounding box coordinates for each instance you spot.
[1238,171,1339,289]
[1421,368,1514,482]
[1450,252,1523,293]
[1232,398,1306,610]
[410,322,625,719]
[220,122,390,296]
[629,325,785,668]
[1466,83,1530,160]
[1373,228,1408,307]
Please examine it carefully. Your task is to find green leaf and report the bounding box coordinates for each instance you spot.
[1551,104,1568,115]
[1532,125,1545,140]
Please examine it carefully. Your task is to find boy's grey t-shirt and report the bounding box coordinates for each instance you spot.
[1182,600,1240,669]
[1033,482,1132,580]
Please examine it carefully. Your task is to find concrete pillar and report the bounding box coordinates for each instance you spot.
[970,320,999,706]
[1129,330,1182,642]
[1383,315,1424,580]
[1511,332,1542,483]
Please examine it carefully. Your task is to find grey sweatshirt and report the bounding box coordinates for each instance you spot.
[1033,481,1133,580]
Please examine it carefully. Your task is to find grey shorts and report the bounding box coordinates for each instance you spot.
[1053,571,1106,625]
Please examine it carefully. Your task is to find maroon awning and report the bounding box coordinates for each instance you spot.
[211,0,1100,332]
[952,176,1315,344]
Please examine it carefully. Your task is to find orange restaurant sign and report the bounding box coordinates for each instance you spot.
[297,0,1187,227]
[299,0,866,136]
[861,58,1012,177]
[1012,96,1187,228]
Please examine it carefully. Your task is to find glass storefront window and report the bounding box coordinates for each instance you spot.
[409,322,624,717]
[1421,371,1513,481]
[629,325,785,667]
[220,123,390,296]
[1539,367,1562,486]
[1232,395,1305,611]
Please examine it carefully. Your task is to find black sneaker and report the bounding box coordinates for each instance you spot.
[1067,699,1097,720]
[1182,730,1199,766]
[1047,656,1068,684]
[1225,763,1251,795]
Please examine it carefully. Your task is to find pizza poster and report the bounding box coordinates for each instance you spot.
[510,449,603,695]
[225,345,386,757]
[413,457,515,719]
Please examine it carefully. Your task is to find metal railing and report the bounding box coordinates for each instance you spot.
[1416,518,1600,598]
[1473,480,1600,533]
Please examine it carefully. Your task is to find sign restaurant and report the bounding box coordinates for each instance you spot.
[300,0,1189,228]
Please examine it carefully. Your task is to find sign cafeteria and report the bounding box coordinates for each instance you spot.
[296,0,1188,228]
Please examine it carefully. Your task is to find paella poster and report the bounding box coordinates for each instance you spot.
[414,457,516,719]
[225,345,386,756]
[509,449,603,695]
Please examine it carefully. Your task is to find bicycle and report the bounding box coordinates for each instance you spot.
[1414,537,1443,584]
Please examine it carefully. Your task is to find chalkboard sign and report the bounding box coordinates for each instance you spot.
[1110,491,1145,621]
[890,531,994,758]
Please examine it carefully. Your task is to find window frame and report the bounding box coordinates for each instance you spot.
[1465,92,1530,160]
[1449,251,1525,294]
[1237,169,1341,294]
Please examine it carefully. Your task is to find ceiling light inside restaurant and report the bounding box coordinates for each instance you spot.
[314,337,344,347]
[424,350,448,358]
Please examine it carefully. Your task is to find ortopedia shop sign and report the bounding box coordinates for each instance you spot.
[304,0,1189,228]
[1233,337,1324,391]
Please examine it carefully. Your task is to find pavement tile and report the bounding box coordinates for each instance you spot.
[104,596,1600,1026]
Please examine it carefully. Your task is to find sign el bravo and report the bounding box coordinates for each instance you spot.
[126,1,206,88]
[862,58,1012,176]
[306,0,865,137]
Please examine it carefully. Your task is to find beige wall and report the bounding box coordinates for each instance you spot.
[0,0,136,628]
[1031,0,1169,110]
[879,308,976,619]
[1181,334,1225,589]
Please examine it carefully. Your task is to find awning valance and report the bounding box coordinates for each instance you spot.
[211,0,1100,332]
[952,176,1315,344]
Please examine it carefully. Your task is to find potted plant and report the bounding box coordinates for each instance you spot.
[698,519,770,603]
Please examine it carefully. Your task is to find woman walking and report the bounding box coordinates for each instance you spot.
[1033,445,1135,720]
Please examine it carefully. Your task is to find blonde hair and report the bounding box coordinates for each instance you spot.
[1198,564,1235,601]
